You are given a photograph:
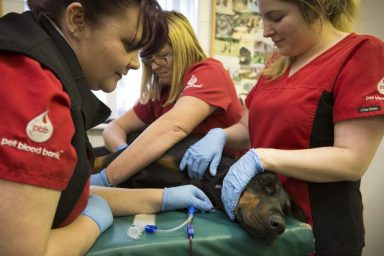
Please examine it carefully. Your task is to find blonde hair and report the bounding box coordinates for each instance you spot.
[139,11,207,105]
[263,0,360,80]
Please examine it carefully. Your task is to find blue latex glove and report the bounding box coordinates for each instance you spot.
[180,128,227,180]
[162,185,214,212]
[81,194,113,234]
[221,149,264,221]
[115,143,128,152]
[90,169,111,187]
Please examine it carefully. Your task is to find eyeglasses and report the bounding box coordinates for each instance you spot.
[141,54,172,66]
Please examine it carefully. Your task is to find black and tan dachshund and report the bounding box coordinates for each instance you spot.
[93,133,305,244]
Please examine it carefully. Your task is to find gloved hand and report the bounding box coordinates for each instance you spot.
[221,149,264,221]
[81,194,113,234]
[115,143,128,152]
[179,128,227,180]
[90,169,111,187]
[162,185,213,212]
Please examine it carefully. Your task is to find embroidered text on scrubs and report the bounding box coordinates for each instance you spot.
[1,137,62,160]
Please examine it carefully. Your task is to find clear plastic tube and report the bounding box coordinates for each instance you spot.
[156,216,193,233]
[144,206,196,234]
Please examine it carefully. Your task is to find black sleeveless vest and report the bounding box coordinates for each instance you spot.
[0,12,111,227]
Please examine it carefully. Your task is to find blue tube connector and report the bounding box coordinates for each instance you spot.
[144,224,158,233]
[188,206,196,217]
[187,206,195,239]
[144,207,196,235]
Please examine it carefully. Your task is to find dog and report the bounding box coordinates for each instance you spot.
[93,133,305,244]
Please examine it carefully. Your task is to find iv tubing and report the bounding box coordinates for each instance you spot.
[144,206,196,234]
[156,215,193,233]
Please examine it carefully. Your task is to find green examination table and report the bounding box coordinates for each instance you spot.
[86,211,315,256]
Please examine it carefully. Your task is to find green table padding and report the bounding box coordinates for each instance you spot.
[86,211,315,256]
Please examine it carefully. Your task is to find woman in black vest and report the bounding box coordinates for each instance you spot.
[0,1,213,255]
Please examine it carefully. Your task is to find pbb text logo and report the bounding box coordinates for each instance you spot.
[26,111,54,143]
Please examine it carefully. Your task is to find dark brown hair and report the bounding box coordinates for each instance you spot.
[27,0,167,56]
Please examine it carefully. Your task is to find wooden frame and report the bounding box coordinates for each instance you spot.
[210,0,274,100]
[0,0,3,17]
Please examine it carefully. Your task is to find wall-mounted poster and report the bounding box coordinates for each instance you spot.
[211,0,274,102]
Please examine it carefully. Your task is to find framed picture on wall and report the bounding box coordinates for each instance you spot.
[211,0,274,101]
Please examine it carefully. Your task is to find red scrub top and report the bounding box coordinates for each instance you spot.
[134,58,243,136]
[245,33,384,254]
[0,53,87,226]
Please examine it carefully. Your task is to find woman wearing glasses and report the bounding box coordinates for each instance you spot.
[92,11,244,187]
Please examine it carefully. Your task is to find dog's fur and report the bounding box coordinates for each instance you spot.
[93,133,305,243]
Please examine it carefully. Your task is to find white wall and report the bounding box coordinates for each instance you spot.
[1,0,24,14]
[196,0,213,55]
[362,141,384,256]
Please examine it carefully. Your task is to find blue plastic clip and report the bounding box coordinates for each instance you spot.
[144,224,158,233]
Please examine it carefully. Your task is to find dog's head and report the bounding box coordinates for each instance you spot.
[235,172,291,244]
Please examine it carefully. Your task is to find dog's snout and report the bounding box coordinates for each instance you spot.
[268,215,285,234]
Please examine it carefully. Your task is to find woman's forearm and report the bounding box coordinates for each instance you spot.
[90,186,163,216]
[106,122,187,185]
[103,109,147,152]
[46,216,100,256]
[0,181,100,256]
[257,146,366,182]
[257,117,384,182]
[225,122,250,150]
[102,122,128,152]
[225,109,251,150]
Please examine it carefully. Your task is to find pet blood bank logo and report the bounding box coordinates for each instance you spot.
[185,75,203,89]
[26,111,53,143]
[378,78,384,95]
